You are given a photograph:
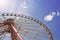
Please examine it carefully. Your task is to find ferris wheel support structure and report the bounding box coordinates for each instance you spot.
[0,19,23,40]
[0,13,53,40]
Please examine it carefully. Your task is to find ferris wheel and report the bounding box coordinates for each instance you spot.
[0,13,53,40]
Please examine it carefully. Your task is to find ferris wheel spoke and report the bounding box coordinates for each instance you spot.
[0,14,53,40]
[21,28,47,35]
[14,23,41,30]
[19,30,32,40]
[14,21,49,38]
[0,32,7,40]
[20,31,37,40]
[19,28,49,40]
[18,25,47,34]
[20,28,49,38]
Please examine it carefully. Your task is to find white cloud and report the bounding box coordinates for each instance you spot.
[57,12,60,16]
[44,11,60,21]
[44,14,54,21]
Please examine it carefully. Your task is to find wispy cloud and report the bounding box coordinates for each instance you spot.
[44,11,60,21]
[44,14,55,21]
[0,0,34,16]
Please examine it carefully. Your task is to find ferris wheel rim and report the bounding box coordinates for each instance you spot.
[0,13,53,40]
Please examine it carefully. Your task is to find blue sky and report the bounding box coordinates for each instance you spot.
[21,0,60,40]
[0,0,60,40]
[31,0,60,40]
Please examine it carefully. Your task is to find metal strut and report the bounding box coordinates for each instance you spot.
[0,21,23,40]
[9,23,23,40]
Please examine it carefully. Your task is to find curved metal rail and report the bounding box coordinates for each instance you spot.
[0,13,53,40]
